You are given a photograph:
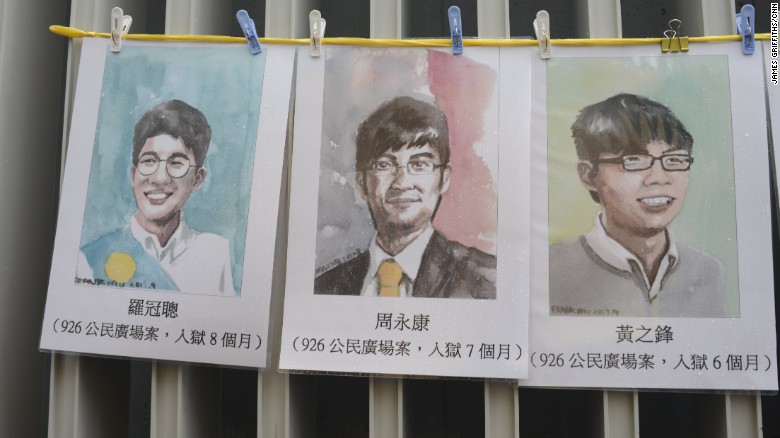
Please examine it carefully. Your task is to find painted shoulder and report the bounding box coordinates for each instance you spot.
[313,251,369,296]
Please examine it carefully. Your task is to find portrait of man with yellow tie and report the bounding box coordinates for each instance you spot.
[313,96,497,298]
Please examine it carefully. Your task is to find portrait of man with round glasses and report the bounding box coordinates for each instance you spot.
[77,99,234,295]
[314,96,497,298]
[549,93,726,317]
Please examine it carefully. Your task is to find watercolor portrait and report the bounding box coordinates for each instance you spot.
[546,55,740,318]
[75,44,266,296]
[312,47,499,299]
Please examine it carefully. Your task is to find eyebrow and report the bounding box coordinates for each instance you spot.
[138,151,190,159]
[376,154,398,163]
[377,152,436,161]
[621,151,690,156]
[409,152,435,160]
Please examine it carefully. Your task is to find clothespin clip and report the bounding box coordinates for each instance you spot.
[236,9,262,55]
[110,7,132,53]
[533,10,551,59]
[448,6,463,55]
[736,4,755,55]
[309,10,326,57]
[661,19,688,53]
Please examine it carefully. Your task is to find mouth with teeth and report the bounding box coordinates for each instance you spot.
[145,190,172,205]
[638,196,674,209]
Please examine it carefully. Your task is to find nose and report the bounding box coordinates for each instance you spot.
[390,165,415,188]
[148,161,172,184]
[643,158,672,185]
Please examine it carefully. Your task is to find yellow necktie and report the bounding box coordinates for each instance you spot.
[378,259,403,297]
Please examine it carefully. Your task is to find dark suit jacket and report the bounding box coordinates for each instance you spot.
[314,231,496,299]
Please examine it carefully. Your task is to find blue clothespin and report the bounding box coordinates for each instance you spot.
[448,6,463,55]
[736,4,755,55]
[236,9,262,55]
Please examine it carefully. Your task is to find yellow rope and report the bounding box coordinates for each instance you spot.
[49,25,771,47]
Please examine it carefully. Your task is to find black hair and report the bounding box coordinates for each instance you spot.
[132,99,211,166]
[355,96,449,171]
[571,93,693,202]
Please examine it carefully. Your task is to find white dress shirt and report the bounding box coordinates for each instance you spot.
[79,215,235,296]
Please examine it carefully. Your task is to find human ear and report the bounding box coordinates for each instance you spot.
[355,171,368,200]
[577,162,597,192]
[439,164,451,194]
[193,167,207,190]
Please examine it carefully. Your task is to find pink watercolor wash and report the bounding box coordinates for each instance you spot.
[427,50,498,254]
[315,47,499,270]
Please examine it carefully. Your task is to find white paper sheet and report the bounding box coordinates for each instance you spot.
[280,46,532,379]
[39,39,295,368]
[525,42,777,390]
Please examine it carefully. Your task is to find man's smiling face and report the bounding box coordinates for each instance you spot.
[358,143,450,237]
[581,140,689,238]
[131,134,204,225]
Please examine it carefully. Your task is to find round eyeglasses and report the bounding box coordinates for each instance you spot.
[593,153,693,172]
[136,155,199,178]
[369,159,444,176]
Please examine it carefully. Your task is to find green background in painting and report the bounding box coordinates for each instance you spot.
[546,55,739,316]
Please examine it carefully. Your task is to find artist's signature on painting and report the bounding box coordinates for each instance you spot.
[315,250,363,276]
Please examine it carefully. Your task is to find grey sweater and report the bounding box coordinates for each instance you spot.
[549,236,727,317]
